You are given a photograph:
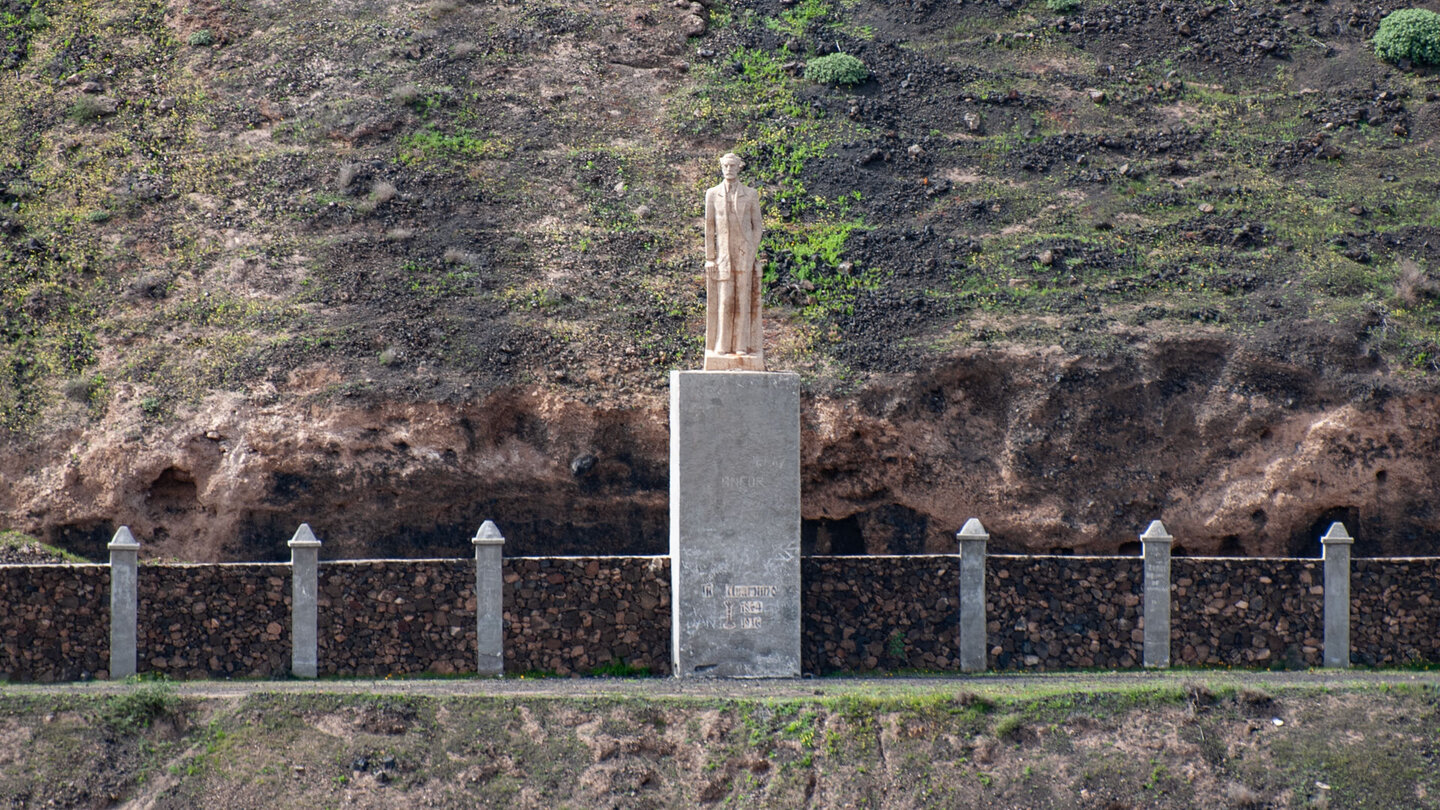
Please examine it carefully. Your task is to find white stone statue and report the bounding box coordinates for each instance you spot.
[703,153,764,371]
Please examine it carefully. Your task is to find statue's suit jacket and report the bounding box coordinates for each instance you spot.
[704,181,763,356]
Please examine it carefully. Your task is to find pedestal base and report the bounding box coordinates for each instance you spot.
[703,350,765,371]
[670,370,800,677]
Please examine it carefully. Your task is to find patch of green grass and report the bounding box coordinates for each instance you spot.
[0,2,48,67]
[675,45,859,220]
[399,260,481,299]
[764,0,831,39]
[588,658,654,677]
[992,712,1025,739]
[768,217,858,281]
[0,530,87,562]
[397,127,511,165]
[676,37,876,325]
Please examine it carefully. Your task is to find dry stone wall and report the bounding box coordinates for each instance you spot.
[4,553,1440,682]
[0,564,108,682]
[802,556,960,673]
[1170,558,1324,668]
[316,557,672,677]
[137,564,291,678]
[1353,559,1440,666]
[802,556,1147,673]
[318,560,474,677]
[505,556,671,676]
[987,556,1144,671]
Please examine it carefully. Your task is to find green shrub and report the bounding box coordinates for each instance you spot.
[1046,0,1081,13]
[803,52,868,86]
[993,713,1026,740]
[103,681,179,732]
[67,95,114,122]
[62,375,94,402]
[1373,8,1440,66]
[188,29,214,47]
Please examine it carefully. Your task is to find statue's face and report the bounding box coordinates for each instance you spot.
[720,160,741,181]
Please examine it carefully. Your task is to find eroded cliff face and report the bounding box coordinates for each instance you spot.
[801,333,1438,558]
[3,326,1436,562]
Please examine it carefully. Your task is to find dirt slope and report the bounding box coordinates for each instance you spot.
[1,0,1440,558]
[2,674,1438,809]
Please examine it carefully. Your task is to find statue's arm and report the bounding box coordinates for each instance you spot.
[748,190,762,267]
[749,191,762,246]
[704,190,717,269]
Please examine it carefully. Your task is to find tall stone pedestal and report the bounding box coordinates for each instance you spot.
[670,371,801,677]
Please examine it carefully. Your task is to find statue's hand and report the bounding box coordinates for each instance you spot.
[704,260,717,277]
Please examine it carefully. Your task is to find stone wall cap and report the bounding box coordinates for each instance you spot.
[1320,522,1354,545]
[473,520,505,546]
[288,523,322,548]
[956,518,989,541]
[107,525,140,551]
[1139,520,1173,543]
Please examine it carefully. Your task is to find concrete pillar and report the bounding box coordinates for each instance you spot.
[1140,520,1173,669]
[288,524,321,678]
[1321,522,1354,669]
[956,518,988,674]
[107,526,140,680]
[472,520,506,677]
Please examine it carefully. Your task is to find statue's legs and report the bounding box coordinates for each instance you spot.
[714,277,736,354]
[732,270,752,355]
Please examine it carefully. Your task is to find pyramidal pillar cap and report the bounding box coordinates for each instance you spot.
[288,523,322,548]
[108,526,140,550]
[473,520,505,546]
[1320,522,1354,545]
[1140,520,1173,544]
[956,518,989,541]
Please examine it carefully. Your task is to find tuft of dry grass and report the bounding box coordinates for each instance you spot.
[426,0,461,18]
[390,83,421,106]
[337,163,362,193]
[1394,258,1439,307]
[356,181,397,213]
[1224,782,1265,808]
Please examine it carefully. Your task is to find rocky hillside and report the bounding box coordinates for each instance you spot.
[1,0,1440,560]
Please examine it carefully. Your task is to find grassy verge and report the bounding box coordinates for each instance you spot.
[0,673,1436,807]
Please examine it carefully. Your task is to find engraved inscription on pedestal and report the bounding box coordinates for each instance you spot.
[671,370,801,677]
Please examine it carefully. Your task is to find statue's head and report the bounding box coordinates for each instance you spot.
[719,152,744,180]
